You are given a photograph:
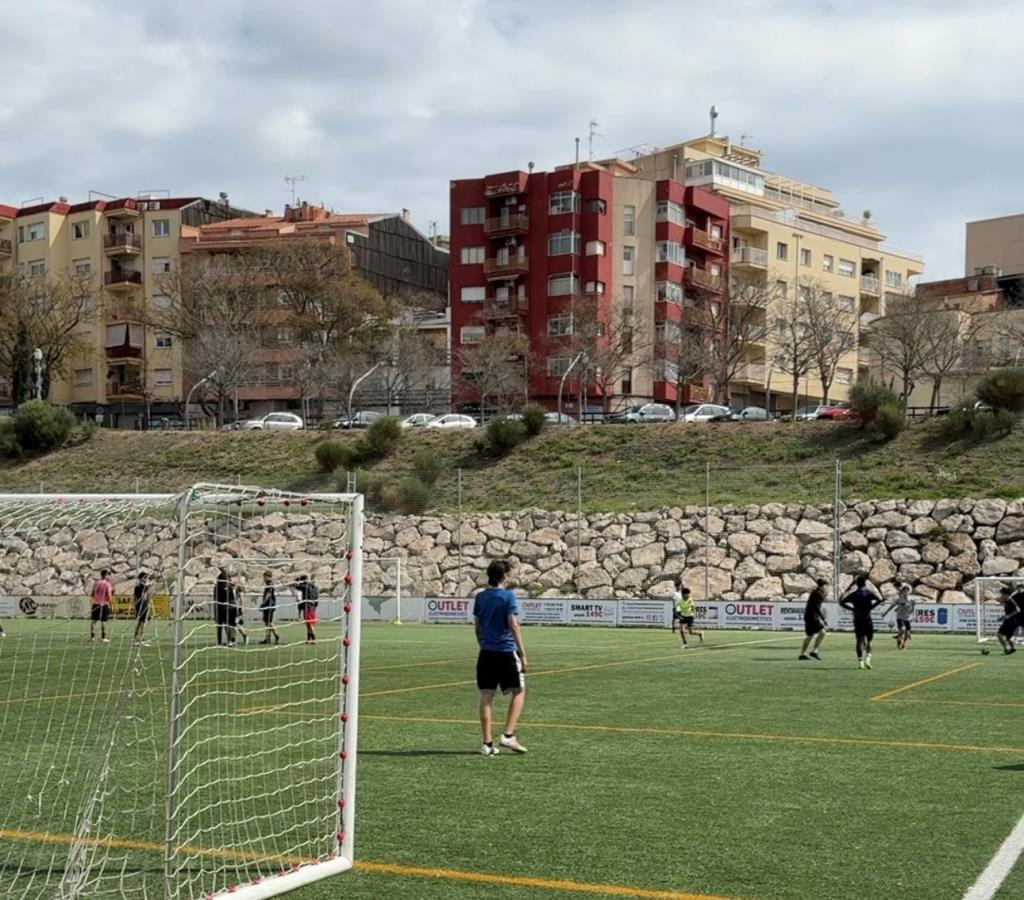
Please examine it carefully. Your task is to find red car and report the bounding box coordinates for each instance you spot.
[816,403,859,420]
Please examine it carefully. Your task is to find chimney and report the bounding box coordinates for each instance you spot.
[401,208,411,222]
[265,209,275,218]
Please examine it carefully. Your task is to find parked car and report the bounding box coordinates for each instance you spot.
[425,413,478,430]
[816,403,858,420]
[679,403,731,423]
[544,411,576,425]
[332,411,382,429]
[711,406,770,422]
[792,405,827,421]
[398,413,437,429]
[604,403,676,424]
[242,412,305,431]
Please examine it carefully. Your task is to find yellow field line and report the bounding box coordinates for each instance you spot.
[870,662,981,702]
[0,828,728,899]
[877,697,1024,711]
[359,713,1024,755]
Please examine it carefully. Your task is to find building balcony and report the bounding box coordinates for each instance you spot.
[734,363,767,384]
[105,345,143,361]
[685,224,724,255]
[684,268,724,293]
[483,256,529,278]
[104,270,143,290]
[484,295,528,318]
[859,311,880,331]
[484,214,529,236]
[483,172,529,198]
[860,274,880,296]
[105,198,141,219]
[730,246,767,269]
[103,233,143,255]
[0,238,11,256]
[106,380,145,399]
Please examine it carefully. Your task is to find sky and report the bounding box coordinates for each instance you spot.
[2,0,1022,280]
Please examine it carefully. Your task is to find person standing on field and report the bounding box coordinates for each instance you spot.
[214,567,232,646]
[89,569,113,643]
[996,587,1020,656]
[882,581,916,651]
[259,570,280,645]
[131,571,152,646]
[293,574,319,644]
[839,575,885,669]
[798,579,828,660]
[474,560,528,756]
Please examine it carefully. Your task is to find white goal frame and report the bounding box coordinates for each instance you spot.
[973,576,1024,644]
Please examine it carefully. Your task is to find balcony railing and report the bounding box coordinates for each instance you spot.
[484,214,528,235]
[483,256,529,276]
[686,225,724,253]
[103,233,143,253]
[860,274,880,295]
[104,270,143,288]
[735,363,767,383]
[484,295,528,317]
[0,238,11,256]
[859,311,880,330]
[730,246,767,268]
[106,345,143,360]
[684,268,724,292]
[106,380,145,398]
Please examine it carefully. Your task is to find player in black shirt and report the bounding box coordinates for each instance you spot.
[839,575,885,669]
[798,579,828,661]
[996,588,1020,655]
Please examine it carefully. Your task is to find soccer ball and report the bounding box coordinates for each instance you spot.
[980,648,991,656]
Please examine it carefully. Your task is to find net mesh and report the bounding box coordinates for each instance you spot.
[973,576,1024,643]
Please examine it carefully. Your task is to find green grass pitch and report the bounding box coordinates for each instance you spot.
[0,620,1021,899]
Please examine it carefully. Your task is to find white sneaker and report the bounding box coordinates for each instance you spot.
[480,743,499,756]
[859,659,866,669]
[101,638,110,644]
[499,734,527,754]
[865,656,872,670]
[679,644,688,650]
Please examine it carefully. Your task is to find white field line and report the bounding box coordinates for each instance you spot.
[963,813,1024,900]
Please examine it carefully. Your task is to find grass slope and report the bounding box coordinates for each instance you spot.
[0,418,1022,510]
[0,621,1020,899]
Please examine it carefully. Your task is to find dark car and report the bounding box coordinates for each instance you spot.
[332,411,382,429]
[710,406,770,422]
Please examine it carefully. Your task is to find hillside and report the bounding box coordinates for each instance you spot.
[1,418,1021,512]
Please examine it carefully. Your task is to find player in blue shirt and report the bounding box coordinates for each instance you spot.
[473,560,528,756]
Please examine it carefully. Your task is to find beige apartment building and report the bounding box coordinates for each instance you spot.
[966,213,1024,278]
[0,195,251,424]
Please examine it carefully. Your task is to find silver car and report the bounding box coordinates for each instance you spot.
[680,403,731,423]
[242,412,305,431]
[426,414,478,430]
[399,413,437,429]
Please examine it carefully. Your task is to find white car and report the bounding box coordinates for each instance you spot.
[399,413,437,429]
[425,414,478,430]
[680,403,730,423]
[241,412,304,431]
[792,405,827,421]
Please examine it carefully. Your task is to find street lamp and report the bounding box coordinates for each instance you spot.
[185,369,217,430]
[557,353,584,423]
[32,348,43,401]
[348,363,380,427]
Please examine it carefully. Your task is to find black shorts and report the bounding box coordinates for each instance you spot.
[476,650,524,695]
[998,615,1021,638]
[134,602,150,622]
[91,604,111,623]
[854,620,875,641]
[897,618,912,632]
[679,615,695,627]
[804,621,824,636]
[261,606,276,626]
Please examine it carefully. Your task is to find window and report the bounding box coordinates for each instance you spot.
[460,246,485,264]
[654,360,680,383]
[547,313,573,337]
[822,254,834,273]
[29,260,45,277]
[798,285,812,303]
[655,241,685,265]
[461,325,485,345]
[622,285,634,309]
[838,258,856,277]
[585,239,606,256]
[151,219,170,237]
[623,245,635,275]
[800,247,811,267]
[153,294,172,312]
[154,331,172,348]
[655,321,682,343]
[71,221,89,240]
[73,368,93,387]
[549,190,580,215]
[657,281,684,303]
[774,317,787,336]
[73,258,91,276]
[710,224,723,240]
[460,207,485,225]
[621,369,632,394]
[838,294,855,312]
[154,368,173,386]
[547,274,579,296]
[998,335,1012,359]
[623,205,636,234]
[822,290,833,305]
[18,221,45,242]
[885,269,903,289]
[775,279,788,298]
[546,356,572,377]
[548,230,580,256]
[655,200,685,225]
[776,241,788,261]
[584,280,605,295]
[835,368,853,385]
[460,285,485,304]
[585,198,607,214]
[622,327,632,353]
[153,256,171,274]
[277,327,292,345]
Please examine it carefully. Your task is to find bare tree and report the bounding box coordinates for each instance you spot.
[649,319,710,416]
[562,299,643,415]
[869,292,936,406]
[771,288,817,414]
[373,314,449,414]
[800,282,857,405]
[456,330,531,416]
[0,272,96,402]
[919,309,989,411]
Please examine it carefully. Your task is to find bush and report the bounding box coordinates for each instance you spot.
[315,440,350,473]
[13,400,75,452]
[976,368,1024,413]
[874,403,904,441]
[849,383,900,429]
[482,417,526,457]
[0,418,18,459]
[522,404,547,437]
[396,477,433,515]
[362,416,402,460]
[412,448,441,486]
[938,402,974,442]
[938,402,1018,444]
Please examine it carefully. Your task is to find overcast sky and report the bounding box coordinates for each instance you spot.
[2,0,1022,280]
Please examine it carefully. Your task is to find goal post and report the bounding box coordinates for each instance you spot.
[0,484,364,900]
[972,576,1024,644]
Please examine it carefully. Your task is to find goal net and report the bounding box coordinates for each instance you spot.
[972,576,1024,644]
[0,484,363,900]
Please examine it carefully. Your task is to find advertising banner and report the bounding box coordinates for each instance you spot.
[424,597,472,624]
[722,601,775,629]
[951,602,1004,635]
[566,600,618,626]
[617,600,673,628]
[694,602,721,627]
[520,599,569,626]
[905,603,952,633]
[773,602,809,631]
[0,595,17,619]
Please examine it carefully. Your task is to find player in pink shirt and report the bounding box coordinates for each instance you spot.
[90,569,113,643]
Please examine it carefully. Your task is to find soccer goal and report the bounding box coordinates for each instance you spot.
[972,576,1024,644]
[0,484,363,900]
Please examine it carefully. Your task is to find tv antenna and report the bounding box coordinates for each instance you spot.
[284,174,308,206]
[740,134,753,147]
[588,119,604,161]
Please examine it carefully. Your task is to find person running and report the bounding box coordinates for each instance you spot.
[259,570,280,645]
[293,574,319,644]
[474,560,528,756]
[213,567,233,646]
[89,569,113,643]
[672,581,704,649]
[996,587,1021,656]
[798,579,828,660]
[882,581,916,651]
[839,575,885,669]
[131,571,152,646]
[1012,585,1024,645]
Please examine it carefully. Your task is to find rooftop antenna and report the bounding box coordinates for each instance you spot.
[588,119,604,161]
[709,105,719,138]
[284,174,308,207]
[739,134,753,147]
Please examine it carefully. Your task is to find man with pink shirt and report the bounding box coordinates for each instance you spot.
[90,569,113,643]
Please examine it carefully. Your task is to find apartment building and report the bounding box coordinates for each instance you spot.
[966,214,1024,278]
[449,164,729,413]
[0,194,252,423]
